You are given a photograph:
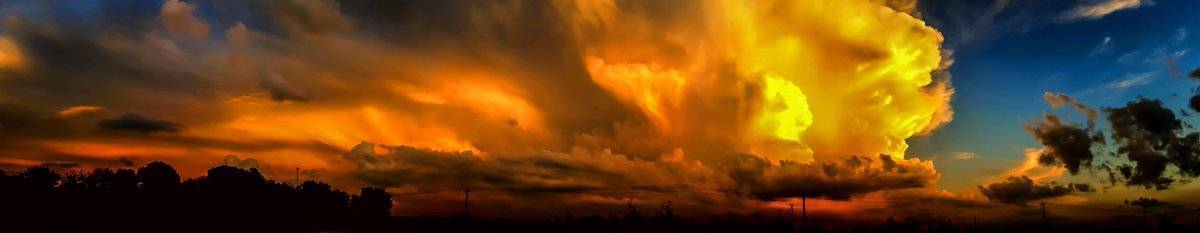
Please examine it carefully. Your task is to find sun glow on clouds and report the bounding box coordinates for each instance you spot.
[0,0,959,214]
[576,0,952,162]
[0,37,23,71]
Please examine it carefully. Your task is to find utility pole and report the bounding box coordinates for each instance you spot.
[463,188,471,222]
[801,193,808,229]
[1041,201,1047,227]
[295,167,300,188]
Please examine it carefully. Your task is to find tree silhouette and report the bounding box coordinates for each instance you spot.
[352,187,392,219]
[0,161,394,232]
[19,167,59,192]
[137,161,180,192]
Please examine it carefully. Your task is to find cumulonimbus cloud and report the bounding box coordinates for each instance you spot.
[0,0,956,216]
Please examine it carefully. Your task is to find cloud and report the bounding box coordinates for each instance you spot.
[344,142,726,194]
[1025,114,1103,174]
[259,72,312,102]
[1043,92,1098,122]
[222,155,261,171]
[1103,98,1200,189]
[55,106,106,118]
[346,142,938,203]
[0,36,24,70]
[1107,72,1154,90]
[1031,96,1200,191]
[978,176,1089,205]
[725,154,938,201]
[159,0,209,40]
[0,0,956,217]
[1061,0,1150,21]
[998,148,1067,183]
[1087,36,1112,57]
[952,152,978,160]
[97,113,184,133]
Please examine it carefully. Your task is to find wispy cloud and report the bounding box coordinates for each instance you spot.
[952,152,979,160]
[1074,72,1156,98]
[1061,0,1151,21]
[1107,72,1154,90]
[1087,36,1112,57]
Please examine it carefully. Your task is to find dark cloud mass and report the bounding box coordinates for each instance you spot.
[1106,99,1181,149]
[1104,98,1191,189]
[1026,114,1101,174]
[345,142,937,202]
[1026,95,1200,190]
[978,176,1088,205]
[98,113,184,133]
[259,73,312,102]
[727,154,937,200]
[344,142,725,194]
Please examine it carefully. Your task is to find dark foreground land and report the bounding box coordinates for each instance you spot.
[373,213,1200,233]
[1,162,1197,233]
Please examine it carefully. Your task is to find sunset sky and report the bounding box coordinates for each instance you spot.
[1,0,1198,220]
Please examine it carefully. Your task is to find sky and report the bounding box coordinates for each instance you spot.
[0,0,1199,220]
[913,0,1200,191]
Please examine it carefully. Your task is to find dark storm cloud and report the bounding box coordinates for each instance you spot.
[345,142,938,202]
[343,142,723,194]
[1106,98,1181,148]
[1103,98,1188,189]
[0,103,86,140]
[0,101,342,173]
[978,176,1087,205]
[1168,133,1200,177]
[1026,114,1102,174]
[724,154,937,201]
[0,8,215,108]
[0,102,336,152]
[199,0,352,37]
[98,113,183,133]
[259,73,311,102]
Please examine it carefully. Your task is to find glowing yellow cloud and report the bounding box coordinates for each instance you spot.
[571,0,952,162]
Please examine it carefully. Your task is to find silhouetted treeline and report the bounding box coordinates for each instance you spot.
[0,162,391,232]
[3,162,1199,233]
